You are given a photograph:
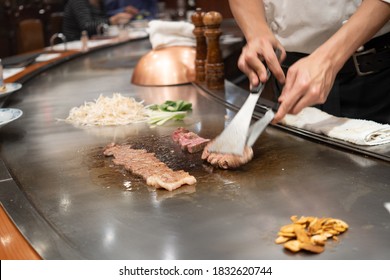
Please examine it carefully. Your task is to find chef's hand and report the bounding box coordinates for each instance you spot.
[273,51,338,124]
[237,34,286,88]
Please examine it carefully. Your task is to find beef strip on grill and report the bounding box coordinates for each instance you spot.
[104,143,196,191]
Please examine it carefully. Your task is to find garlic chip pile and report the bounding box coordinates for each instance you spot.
[275,215,349,254]
[65,93,148,126]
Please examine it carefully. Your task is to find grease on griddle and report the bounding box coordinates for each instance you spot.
[130,134,202,171]
[82,146,144,191]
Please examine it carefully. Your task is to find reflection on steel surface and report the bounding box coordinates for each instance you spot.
[385,203,390,215]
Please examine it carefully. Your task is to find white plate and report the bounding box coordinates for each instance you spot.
[0,108,23,128]
[0,83,23,99]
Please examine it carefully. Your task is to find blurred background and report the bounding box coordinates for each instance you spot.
[0,0,234,58]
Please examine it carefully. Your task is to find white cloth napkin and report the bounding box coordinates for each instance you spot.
[35,53,61,62]
[147,20,195,49]
[281,107,390,146]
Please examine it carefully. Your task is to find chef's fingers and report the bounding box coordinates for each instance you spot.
[287,92,315,116]
[252,56,268,84]
[263,45,286,85]
[237,53,258,87]
[273,70,307,123]
[238,48,267,86]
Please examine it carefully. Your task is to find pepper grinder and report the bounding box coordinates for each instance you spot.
[203,11,224,90]
[191,8,207,83]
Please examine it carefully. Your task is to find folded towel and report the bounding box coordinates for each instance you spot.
[147,20,195,49]
[281,107,390,146]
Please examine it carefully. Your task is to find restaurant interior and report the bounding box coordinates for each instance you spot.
[0,0,233,58]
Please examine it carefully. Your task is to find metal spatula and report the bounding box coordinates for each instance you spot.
[207,49,280,156]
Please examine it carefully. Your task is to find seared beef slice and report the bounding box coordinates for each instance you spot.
[104,143,196,191]
[172,127,210,153]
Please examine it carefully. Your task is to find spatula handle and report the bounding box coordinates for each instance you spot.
[250,68,270,94]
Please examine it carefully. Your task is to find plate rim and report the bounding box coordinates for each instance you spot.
[0,82,23,99]
[0,108,23,127]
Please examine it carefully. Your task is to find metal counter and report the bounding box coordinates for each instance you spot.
[0,39,389,260]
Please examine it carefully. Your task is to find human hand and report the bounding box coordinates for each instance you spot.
[124,5,139,16]
[237,34,286,89]
[273,51,338,123]
[109,12,132,25]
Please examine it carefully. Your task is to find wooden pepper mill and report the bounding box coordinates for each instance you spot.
[203,11,224,90]
[191,8,207,83]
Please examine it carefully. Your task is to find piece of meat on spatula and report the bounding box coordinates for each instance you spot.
[201,140,253,169]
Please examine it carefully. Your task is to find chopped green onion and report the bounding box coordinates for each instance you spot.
[145,100,192,126]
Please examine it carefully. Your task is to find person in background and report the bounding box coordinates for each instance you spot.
[63,0,133,41]
[228,0,390,124]
[103,0,158,20]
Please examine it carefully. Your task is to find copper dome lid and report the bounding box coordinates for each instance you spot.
[131,46,196,86]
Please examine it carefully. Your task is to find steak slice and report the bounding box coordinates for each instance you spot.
[171,127,189,142]
[104,143,196,191]
[147,170,197,191]
[172,127,210,153]
[201,140,254,169]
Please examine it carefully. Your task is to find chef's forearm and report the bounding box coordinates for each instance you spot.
[228,0,271,42]
[315,0,390,72]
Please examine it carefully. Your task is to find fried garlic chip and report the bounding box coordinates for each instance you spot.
[275,215,349,254]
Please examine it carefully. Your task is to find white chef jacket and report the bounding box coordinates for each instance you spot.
[263,0,390,53]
